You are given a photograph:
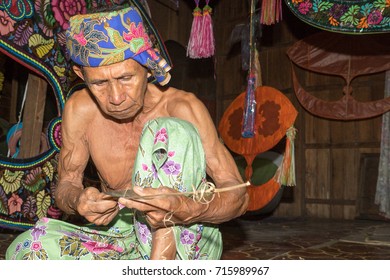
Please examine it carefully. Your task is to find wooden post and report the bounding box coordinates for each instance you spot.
[18,73,47,158]
[9,70,18,124]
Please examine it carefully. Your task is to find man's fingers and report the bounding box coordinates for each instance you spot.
[132,186,177,197]
[91,200,118,214]
[118,197,162,212]
[147,211,176,228]
[86,205,119,225]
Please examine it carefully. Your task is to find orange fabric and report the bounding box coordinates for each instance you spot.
[219,86,297,159]
[219,86,297,211]
[246,179,281,211]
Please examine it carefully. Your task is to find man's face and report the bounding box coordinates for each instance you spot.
[76,59,149,120]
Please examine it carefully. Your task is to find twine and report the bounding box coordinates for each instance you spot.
[107,181,250,203]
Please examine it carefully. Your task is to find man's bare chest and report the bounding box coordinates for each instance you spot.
[86,122,144,188]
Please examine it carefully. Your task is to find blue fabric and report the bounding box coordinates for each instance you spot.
[66,6,171,85]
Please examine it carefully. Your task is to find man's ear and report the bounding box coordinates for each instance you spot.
[73,65,85,80]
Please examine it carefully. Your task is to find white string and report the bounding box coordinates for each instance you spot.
[108,181,250,201]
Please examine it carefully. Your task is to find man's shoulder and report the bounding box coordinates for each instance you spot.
[65,88,97,115]
[163,86,200,104]
[161,87,208,121]
[147,84,198,110]
[62,88,98,127]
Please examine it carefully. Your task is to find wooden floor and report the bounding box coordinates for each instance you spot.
[221,216,390,260]
[1,216,390,260]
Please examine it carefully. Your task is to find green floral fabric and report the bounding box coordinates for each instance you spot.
[6,117,222,260]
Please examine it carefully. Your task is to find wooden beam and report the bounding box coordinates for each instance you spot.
[18,74,47,159]
[9,72,18,124]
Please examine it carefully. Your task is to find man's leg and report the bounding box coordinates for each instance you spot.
[6,209,140,260]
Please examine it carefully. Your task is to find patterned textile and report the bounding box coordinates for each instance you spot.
[0,0,171,231]
[285,0,390,34]
[7,210,141,260]
[132,117,221,260]
[6,118,222,260]
[66,6,171,85]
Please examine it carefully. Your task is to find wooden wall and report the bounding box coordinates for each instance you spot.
[148,0,385,220]
[148,0,218,120]
[255,8,384,220]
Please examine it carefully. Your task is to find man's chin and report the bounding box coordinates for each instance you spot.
[111,113,135,121]
[105,109,140,121]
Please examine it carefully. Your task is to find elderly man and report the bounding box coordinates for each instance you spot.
[6,5,248,260]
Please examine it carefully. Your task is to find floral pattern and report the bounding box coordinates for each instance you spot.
[162,160,181,176]
[132,118,222,260]
[7,212,141,260]
[135,221,151,244]
[0,10,16,36]
[66,19,109,66]
[180,229,195,245]
[6,118,221,260]
[0,155,61,229]
[0,0,171,231]
[8,193,23,214]
[286,0,390,33]
[154,128,168,144]
[65,5,171,85]
[123,21,152,54]
[51,0,87,30]
[0,0,34,20]
[31,224,47,240]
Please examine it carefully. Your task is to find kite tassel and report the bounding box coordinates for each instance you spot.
[275,126,297,186]
[260,0,283,25]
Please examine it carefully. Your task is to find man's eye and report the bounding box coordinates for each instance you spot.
[93,81,107,87]
[120,76,133,82]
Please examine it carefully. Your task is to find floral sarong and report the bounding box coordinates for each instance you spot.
[6,117,222,260]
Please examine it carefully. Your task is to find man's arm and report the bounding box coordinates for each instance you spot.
[56,91,90,214]
[150,227,176,260]
[56,91,118,225]
[172,92,249,223]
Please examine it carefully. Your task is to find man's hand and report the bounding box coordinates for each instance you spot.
[76,187,119,225]
[118,186,206,228]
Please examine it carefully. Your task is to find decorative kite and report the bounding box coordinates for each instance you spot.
[287,31,390,120]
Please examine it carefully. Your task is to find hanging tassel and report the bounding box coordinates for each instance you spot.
[242,49,262,137]
[242,73,257,138]
[275,126,297,186]
[187,0,203,59]
[242,0,257,138]
[199,0,215,58]
[260,0,283,25]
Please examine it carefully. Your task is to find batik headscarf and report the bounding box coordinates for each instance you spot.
[66,6,171,86]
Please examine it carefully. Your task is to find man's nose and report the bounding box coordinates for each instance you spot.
[109,83,126,105]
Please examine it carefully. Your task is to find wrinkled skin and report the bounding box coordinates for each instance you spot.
[55,59,249,259]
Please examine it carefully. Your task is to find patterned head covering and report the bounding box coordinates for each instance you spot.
[66,6,171,85]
